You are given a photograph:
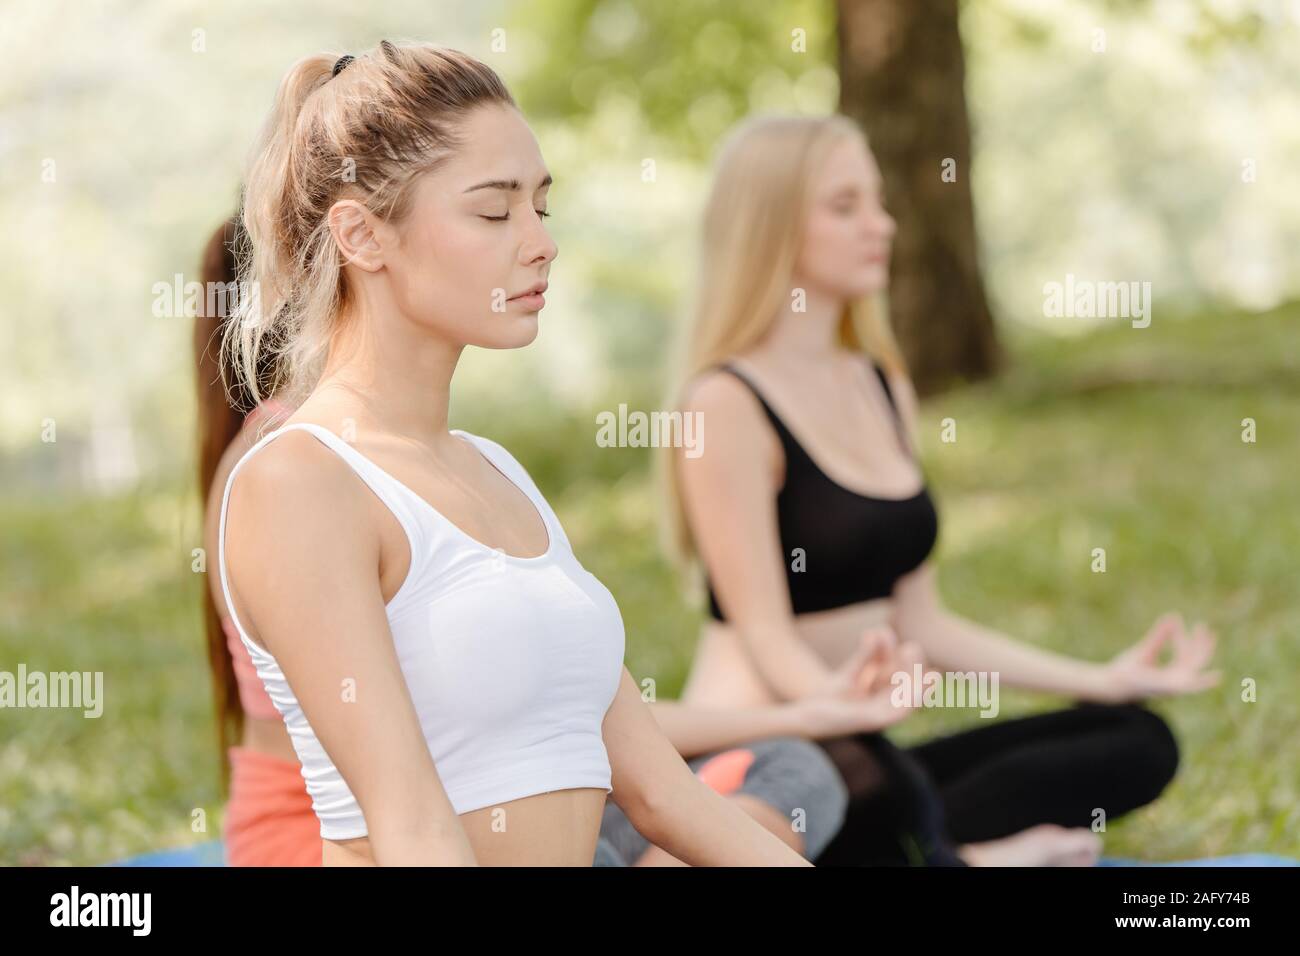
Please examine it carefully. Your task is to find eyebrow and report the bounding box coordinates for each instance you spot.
[830,181,884,199]
[463,173,553,194]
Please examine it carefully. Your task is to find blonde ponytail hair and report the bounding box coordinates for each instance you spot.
[223,40,516,408]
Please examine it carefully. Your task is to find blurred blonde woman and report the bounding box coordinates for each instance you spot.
[217,40,812,867]
[656,114,1220,866]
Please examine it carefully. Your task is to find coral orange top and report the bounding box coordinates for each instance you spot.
[222,615,281,722]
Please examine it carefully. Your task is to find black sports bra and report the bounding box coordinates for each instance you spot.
[705,359,939,620]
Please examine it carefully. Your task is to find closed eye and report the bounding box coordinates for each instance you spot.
[480,211,551,222]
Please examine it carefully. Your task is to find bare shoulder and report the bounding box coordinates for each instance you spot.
[222,429,384,642]
[224,429,376,554]
[677,365,780,482]
[679,365,767,427]
[232,428,353,499]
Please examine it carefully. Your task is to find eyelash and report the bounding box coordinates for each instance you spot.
[480,210,551,222]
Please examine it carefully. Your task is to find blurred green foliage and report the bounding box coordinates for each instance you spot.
[511,0,833,159]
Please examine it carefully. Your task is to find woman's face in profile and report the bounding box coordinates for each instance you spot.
[794,136,896,301]
[385,102,559,351]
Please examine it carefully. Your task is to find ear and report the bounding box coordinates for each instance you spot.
[328,199,385,272]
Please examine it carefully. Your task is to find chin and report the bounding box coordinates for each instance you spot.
[476,313,540,350]
[844,271,888,299]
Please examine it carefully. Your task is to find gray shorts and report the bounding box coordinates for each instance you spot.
[592,736,848,866]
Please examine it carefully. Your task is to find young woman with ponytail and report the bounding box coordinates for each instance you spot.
[198,206,860,867]
[198,209,857,866]
[210,39,831,867]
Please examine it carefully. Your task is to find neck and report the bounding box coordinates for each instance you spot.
[311,285,463,449]
[752,283,846,362]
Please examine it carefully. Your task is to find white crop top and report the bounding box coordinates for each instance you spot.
[216,422,626,840]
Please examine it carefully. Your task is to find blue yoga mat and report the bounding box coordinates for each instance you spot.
[108,841,227,867]
[1098,854,1298,867]
[106,840,1298,867]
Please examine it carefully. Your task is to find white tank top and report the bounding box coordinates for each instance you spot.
[217,422,626,840]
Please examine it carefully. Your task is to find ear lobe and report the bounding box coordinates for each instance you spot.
[328,200,384,272]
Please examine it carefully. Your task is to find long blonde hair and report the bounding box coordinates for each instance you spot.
[222,40,516,410]
[659,113,908,575]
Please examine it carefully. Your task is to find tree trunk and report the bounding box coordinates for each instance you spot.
[836,0,1000,395]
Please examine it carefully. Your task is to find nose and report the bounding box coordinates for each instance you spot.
[871,204,896,240]
[520,211,558,266]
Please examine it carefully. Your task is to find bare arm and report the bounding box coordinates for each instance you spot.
[675,373,836,701]
[885,368,1116,698]
[887,371,1219,703]
[602,669,809,866]
[892,562,1115,699]
[224,433,477,866]
[644,699,809,759]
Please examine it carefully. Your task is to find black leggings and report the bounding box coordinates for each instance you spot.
[813,702,1181,866]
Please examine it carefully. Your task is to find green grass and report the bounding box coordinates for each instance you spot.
[2,302,1297,864]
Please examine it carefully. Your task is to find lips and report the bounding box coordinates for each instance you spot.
[509,281,548,300]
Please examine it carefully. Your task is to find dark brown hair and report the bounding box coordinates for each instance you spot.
[193,212,276,792]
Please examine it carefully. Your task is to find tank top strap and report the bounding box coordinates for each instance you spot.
[716,359,918,465]
[451,430,571,554]
[266,423,430,540]
[870,362,899,416]
[216,422,429,652]
[221,613,282,721]
[713,362,809,462]
[866,360,916,460]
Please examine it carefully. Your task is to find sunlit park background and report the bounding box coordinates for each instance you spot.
[2,0,1298,865]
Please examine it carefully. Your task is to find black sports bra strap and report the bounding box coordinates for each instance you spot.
[717,359,916,462]
[871,363,899,414]
[870,361,914,459]
[716,363,793,439]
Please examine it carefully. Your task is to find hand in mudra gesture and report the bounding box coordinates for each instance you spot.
[804,626,927,737]
[1102,611,1220,702]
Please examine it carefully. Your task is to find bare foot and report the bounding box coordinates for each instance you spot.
[958,824,1102,867]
